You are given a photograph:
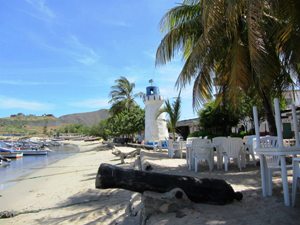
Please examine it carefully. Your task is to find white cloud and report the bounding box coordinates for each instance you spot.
[104,20,131,28]
[69,98,110,109]
[26,32,100,66]
[67,35,100,66]
[25,0,56,20]
[0,80,64,86]
[0,96,54,111]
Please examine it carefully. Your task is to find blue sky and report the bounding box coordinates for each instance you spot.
[0,0,197,119]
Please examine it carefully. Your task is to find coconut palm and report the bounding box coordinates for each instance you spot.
[157,92,181,140]
[272,0,300,80]
[109,76,143,115]
[156,0,299,135]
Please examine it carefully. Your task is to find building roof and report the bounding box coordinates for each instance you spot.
[176,118,199,127]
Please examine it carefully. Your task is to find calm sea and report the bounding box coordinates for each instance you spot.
[0,144,79,190]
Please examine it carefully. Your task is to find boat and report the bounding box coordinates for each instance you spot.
[0,141,49,156]
[0,147,23,159]
[0,155,11,165]
[18,149,49,156]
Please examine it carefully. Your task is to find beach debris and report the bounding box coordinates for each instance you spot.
[96,163,243,205]
[84,137,102,142]
[126,193,142,216]
[143,162,153,171]
[0,211,15,218]
[112,148,140,164]
[134,156,143,171]
[141,188,191,223]
[104,141,115,148]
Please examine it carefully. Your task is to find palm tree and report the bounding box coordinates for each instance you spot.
[156,0,299,135]
[272,0,300,80]
[157,92,181,140]
[109,76,143,115]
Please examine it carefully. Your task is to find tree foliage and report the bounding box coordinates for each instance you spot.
[156,0,300,135]
[58,124,90,134]
[199,100,240,136]
[157,92,181,139]
[107,106,145,138]
[89,120,110,140]
[106,76,145,139]
[109,76,143,115]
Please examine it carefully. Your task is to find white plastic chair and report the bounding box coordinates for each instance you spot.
[292,157,300,206]
[192,139,214,172]
[173,140,185,158]
[167,140,184,158]
[254,136,293,196]
[223,137,246,171]
[186,137,200,168]
[212,137,228,169]
[167,140,175,158]
[243,135,256,164]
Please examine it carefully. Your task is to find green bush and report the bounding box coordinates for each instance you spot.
[229,133,244,138]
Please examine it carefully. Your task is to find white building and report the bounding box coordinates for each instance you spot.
[143,85,169,143]
[283,90,300,106]
[235,90,300,136]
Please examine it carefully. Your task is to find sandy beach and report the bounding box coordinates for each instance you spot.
[1,143,300,225]
[0,141,137,225]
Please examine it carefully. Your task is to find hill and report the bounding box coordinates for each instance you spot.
[0,109,110,135]
[58,109,109,126]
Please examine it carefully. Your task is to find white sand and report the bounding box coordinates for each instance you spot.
[140,150,300,225]
[0,141,137,225]
[1,144,300,225]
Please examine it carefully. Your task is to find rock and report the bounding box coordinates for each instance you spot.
[0,211,15,218]
[141,188,192,223]
[143,162,153,171]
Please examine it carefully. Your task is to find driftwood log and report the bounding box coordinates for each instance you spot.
[112,148,140,164]
[96,163,243,205]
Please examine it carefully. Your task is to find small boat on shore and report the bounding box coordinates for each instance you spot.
[18,149,49,156]
[0,155,11,165]
[0,140,51,156]
[0,147,23,159]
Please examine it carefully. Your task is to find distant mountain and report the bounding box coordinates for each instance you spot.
[58,109,109,126]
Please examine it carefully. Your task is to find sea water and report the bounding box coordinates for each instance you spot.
[0,144,79,190]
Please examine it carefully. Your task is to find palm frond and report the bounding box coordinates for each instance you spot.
[160,1,200,33]
[192,67,213,109]
[108,76,140,115]
[156,14,202,65]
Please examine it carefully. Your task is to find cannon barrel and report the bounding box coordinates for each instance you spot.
[95,163,242,205]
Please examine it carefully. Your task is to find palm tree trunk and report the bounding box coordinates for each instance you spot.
[172,131,176,140]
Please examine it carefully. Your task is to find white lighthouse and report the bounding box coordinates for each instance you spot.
[144,84,169,143]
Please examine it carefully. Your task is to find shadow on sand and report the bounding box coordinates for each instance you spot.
[36,188,136,225]
[33,151,300,225]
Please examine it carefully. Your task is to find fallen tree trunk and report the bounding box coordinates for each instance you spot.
[95,163,242,205]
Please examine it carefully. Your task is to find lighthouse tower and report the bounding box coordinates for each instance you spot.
[144,84,169,143]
